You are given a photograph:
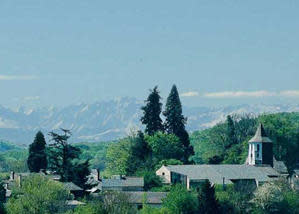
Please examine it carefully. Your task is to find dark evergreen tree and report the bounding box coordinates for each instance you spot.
[226,115,237,149]
[127,131,152,175]
[27,131,47,172]
[163,85,194,163]
[0,180,5,214]
[72,160,91,190]
[197,180,220,214]
[0,181,5,203]
[48,129,90,189]
[131,131,151,162]
[141,86,164,135]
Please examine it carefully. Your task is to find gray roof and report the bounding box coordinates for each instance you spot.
[293,170,299,175]
[273,158,288,174]
[249,123,272,143]
[164,164,280,184]
[125,192,167,204]
[102,176,144,188]
[63,182,83,191]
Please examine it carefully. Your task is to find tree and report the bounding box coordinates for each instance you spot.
[106,137,132,176]
[163,85,194,163]
[6,174,70,214]
[226,115,237,149]
[146,132,184,164]
[141,86,164,135]
[0,180,5,214]
[252,179,299,214]
[129,131,152,173]
[27,131,47,173]
[48,129,90,189]
[162,184,197,214]
[0,180,5,203]
[197,180,220,214]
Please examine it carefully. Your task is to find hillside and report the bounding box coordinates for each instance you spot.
[190,112,299,171]
[0,97,298,144]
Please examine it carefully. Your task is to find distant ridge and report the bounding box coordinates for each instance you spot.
[0,98,298,144]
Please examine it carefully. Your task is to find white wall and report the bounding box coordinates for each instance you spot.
[156,166,171,184]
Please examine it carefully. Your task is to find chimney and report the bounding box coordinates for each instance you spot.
[222,177,226,190]
[10,171,15,181]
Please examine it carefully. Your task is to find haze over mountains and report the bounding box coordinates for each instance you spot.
[0,97,298,145]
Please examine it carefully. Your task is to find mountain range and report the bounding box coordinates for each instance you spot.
[0,97,298,145]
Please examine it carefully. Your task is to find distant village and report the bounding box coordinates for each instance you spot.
[2,123,299,211]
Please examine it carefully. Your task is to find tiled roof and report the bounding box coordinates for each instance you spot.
[165,164,280,184]
[249,123,272,143]
[125,192,167,204]
[102,176,144,187]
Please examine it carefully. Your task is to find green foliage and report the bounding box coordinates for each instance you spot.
[106,137,133,176]
[226,115,237,149]
[197,180,220,214]
[0,150,28,173]
[127,131,152,175]
[0,180,5,203]
[141,206,171,214]
[251,179,299,214]
[162,184,197,214]
[259,113,299,171]
[163,85,194,163]
[0,142,23,153]
[146,132,184,164]
[74,141,112,170]
[216,184,251,214]
[27,131,47,173]
[191,112,299,171]
[6,174,70,214]
[72,199,106,214]
[136,171,162,191]
[48,129,90,189]
[141,86,164,135]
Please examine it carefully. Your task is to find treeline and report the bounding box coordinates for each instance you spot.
[191,112,299,172]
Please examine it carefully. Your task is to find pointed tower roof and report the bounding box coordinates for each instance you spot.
[249,123,272,143]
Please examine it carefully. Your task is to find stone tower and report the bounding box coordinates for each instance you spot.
[248,123,273,166]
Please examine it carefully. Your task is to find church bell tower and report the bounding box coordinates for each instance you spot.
[248,123,273,166]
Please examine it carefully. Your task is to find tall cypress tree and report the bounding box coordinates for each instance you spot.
[226,115,237,149]
[27,131,47,172]
[163,85,194,163]
[141,86,164,135]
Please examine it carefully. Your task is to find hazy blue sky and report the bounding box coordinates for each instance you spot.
[0,1,298,108]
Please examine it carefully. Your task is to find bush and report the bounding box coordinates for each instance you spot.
[252,179,299,214]
[162,184,197,214]
[6,174,70,214]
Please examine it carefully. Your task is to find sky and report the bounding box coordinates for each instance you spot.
[0,0,299,108]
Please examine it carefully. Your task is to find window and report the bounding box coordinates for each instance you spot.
[162,172,165,176]
[257,144,260,152]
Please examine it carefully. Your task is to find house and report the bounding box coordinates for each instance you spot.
[62,182,85,198]
[101,175,144,192]
[125,191,168,210]
[156,124,288,190]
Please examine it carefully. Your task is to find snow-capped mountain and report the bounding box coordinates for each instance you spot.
[0,97,298,145]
